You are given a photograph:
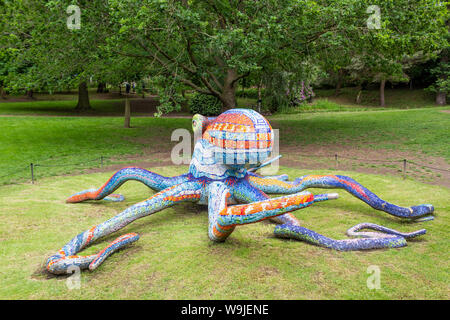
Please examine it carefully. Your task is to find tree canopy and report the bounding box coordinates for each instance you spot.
[1,0,448,111]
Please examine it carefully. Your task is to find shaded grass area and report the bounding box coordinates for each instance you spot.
[1,107,448,185]
[275,99,372,114]
[0,99,127,116]
[0,95,252,116]
[315,87,439,109]
[0,87,444,117]
[0,166,448,299]
[251,88,442,114]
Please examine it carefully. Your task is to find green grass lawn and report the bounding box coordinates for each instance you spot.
[0,166,448,299]
[0,116,190,184]
[1,107,448,185]
[272,107,450,159]
[0,99,126,116]
[2,87,439,117]
[0,92,448,299]
[0,94,252,116]
[315,87,438,109]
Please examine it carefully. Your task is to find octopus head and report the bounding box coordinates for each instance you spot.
[200,109,274,167]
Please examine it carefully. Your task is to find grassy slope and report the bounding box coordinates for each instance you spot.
[1,107,448,185]
[272,107,450,159]
[315,87,438,109]
[0,166,448,299]
[0,117,191,184]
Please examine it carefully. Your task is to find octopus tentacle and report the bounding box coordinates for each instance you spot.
[47,181,202,274]
[232,178,302,226]
[207,181,338,242]
[207,182,235,242]
[248,174,434,220]
[274,222,426,250]
[247,171,289,181]
[66,167,190,203]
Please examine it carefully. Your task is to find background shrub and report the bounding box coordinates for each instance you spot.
[189,93,222,116]
[236,87,265,99]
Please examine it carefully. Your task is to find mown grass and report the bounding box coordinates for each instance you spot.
[1,87,440,117]
[0,116,190,184]
[1,107,448,185]
[272,107,450,160]
[0,99,128,116]
[315,87,438,109]
[274,88,441,114]
[275,99,372,114]
[0,95,252,116]
[0,166,447,299]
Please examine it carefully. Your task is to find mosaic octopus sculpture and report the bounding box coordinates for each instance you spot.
[46,109,434,274]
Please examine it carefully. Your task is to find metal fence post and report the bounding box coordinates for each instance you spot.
[403,159,407,179]
[101,156,104,168]
[335,154,338,170]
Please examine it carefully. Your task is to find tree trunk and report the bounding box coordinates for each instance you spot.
[26,89,33,99]
[75,81,92,111]
[124,98,131,128]
[0,86,6,99]
[220,88,237,111]
[355,84,362,104]
[334,69,343,96]
[219,69,238,111]
[436,91,447,106]
[356,90,362,104]
[257,79,262,113]
[180,89,188,109]
[242,77,247,94]
[379,79,386,107]
[97,82,105,93]
[436,52,448,106]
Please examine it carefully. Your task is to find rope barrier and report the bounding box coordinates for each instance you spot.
[0,153,448,186]
[335,155,402,163]
[406,160,450,173]
[0,157,105,184]
[283,153,450,174]
[290,154,450,171]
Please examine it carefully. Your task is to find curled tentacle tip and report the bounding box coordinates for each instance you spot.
[46,255,64,274]
[65,196,80,203]
[409,229,427,237]
[410,204,435,217]
[65,189,98,203]
[88,233,140,271]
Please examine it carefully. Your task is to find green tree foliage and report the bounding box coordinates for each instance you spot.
[319,0,448,106]
[427,49,449,105]
[1,0,448,112]
[0,1,146,109]
[188,92,222,116]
